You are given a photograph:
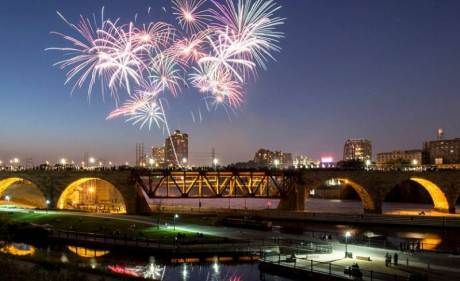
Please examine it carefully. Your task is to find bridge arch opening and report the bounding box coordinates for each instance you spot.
[0,178,47,208]
[57,178,126,214]
[383,178,452,214]
[307,178,377,214]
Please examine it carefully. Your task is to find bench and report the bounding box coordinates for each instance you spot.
[356,256,371,261]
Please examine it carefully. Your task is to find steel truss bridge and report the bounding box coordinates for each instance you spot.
[134,170,298,199]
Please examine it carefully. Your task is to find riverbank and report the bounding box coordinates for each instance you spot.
[152,205,460,228]
[0,207,245,256]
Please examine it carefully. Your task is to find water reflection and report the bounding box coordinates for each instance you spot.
[67,245,110,258]
[0,243,35,256]
[108,257,166,280]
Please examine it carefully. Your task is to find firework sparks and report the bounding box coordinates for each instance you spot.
[149,54,185,96]
[190,63,243,108]
[94,21,146,94]
[210,0,285,69]
[106,94,151,120]
[199,28,257,83]
[133,22,175,51]
[168,30,208,64]
[126,99,165,130]
[172,0,211,33]
[47,10,111,97]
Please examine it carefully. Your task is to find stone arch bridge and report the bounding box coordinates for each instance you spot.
[0,169,459,214]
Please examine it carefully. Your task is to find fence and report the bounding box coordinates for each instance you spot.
[50,230,333,255]
[261,253,415,281]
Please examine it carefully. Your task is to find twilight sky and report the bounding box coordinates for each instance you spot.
[1,0,460,165]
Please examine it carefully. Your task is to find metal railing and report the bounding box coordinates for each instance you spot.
[261,253,416,281]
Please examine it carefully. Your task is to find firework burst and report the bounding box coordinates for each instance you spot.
[126,99,165,130]
[149,54,185,96]
[210,0,285,69]
[47,10,112,97]
[190,63,243,108]
[172,0,211,33]
[168,30,209,64]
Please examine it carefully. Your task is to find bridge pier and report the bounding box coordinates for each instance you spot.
[277,183,305,211]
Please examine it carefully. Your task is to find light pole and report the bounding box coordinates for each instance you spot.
[46,199,50,214]
[345,231,351,258]
[173,214,179,231]
[365,159,371,170]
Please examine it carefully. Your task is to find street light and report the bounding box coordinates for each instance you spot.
[5,195,11,202]
[213,158,219,168]
[345,231,351,258]
[273,159,280,169]
[46,199,51,214]
[365,159,372,169]
[173,214,179,231]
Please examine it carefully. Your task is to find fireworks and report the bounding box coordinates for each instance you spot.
[48,0,284,130]
[172,0,211,33]
[210,0,285,69]
[126,99,165,130]
[149,54,185,96]
[46,11,109,97]
[190,63,243,108]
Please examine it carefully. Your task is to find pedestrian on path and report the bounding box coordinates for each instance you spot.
[385,253,391,267]
[393,253,398,265]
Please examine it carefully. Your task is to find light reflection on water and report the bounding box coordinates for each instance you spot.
[0,242,290,281]
[0,242,36,256]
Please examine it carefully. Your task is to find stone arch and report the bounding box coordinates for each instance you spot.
[407,177,452,213]
[57,178,127,214]
[0,177,47,208]
[310,177,379,213]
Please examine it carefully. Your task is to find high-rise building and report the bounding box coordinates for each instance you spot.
[165,130,189,166]
[151,146,165,167]
[376,150,422,170]
[135,143,145,167]
[254,148,292,168]
[423,138,460,166]
[343,139,372,161]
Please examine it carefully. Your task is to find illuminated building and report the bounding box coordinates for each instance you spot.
[136,143,145,167]
[165,130,189,167]
[376,150,422,170]
[293,155,319,168]
[151,146,165,168]
[423,138,460,167]
[254,148,292,168]
[343,139,372,161]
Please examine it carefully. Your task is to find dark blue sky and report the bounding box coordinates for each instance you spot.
[1,0,460,165]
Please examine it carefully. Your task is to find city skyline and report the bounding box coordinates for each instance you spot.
[1,0,460,165]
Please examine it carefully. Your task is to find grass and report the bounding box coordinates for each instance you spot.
[0,208,221,242]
